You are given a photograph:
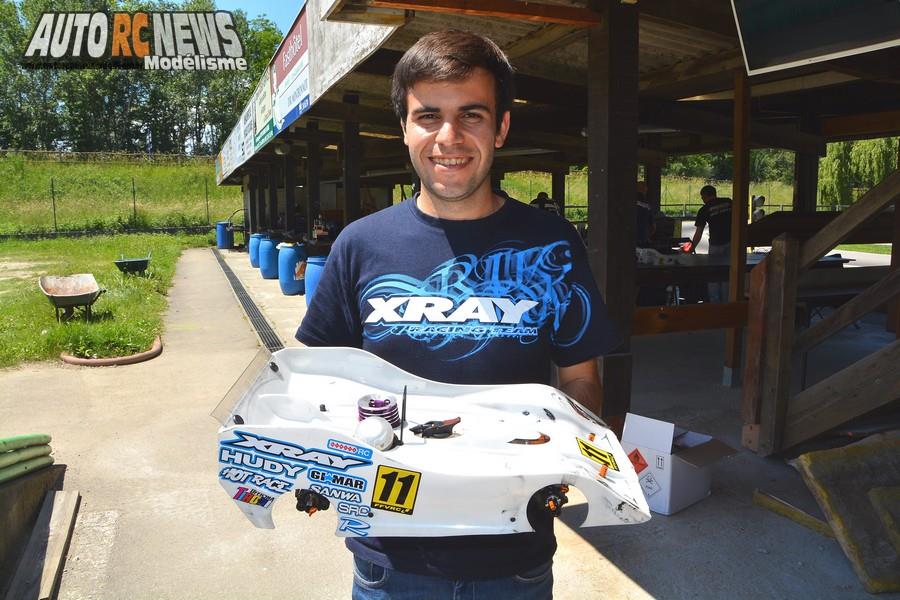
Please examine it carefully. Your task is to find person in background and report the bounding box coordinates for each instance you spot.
[690,185,732,302]
[635,191,655,247]
[530,191,560,216]
[751,195,766,223]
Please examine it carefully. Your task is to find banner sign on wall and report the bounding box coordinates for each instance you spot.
[253,67,274,150]
[272,9,311,135]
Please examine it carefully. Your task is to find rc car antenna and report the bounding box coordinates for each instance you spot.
[398,385,407,446]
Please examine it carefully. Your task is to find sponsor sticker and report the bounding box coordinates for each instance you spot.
[310,484,362,504]
[338,517,370,537]
[219,446,305,479]
[219,467,292,494]
[327,438,374,460]
[371,466,421,515]
[308,468,368,492]
[222,431,371,470]
[576,438,619,471]
[233,486,274,507]
[338,502,373,518]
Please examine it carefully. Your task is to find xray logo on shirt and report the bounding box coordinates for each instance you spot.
[361,241,591,359]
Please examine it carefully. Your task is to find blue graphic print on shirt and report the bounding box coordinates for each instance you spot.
[360,240,591,360]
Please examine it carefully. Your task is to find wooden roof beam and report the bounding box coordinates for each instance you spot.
[502,24,584,60]
[822,109,900,141]
[641,101,826,155]
[368,0,601,27]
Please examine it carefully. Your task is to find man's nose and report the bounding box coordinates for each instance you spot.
[435,120,464,145]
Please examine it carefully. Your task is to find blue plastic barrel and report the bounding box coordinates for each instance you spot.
[305,256,328,305]
[259,238,279,279]
[249,233,266,268]
[216,221,233,249]
[277,243,306,295]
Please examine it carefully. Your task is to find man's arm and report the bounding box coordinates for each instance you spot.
[690,222,705,250]
[558,358,602,415]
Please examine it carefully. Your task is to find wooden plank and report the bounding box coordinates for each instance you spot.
[800,169,900,270]
[726,68,751,382]
[4,490,81,600]
[822,109,900,141]
[0,466,65,595]
[784,340,900,451]
[369,0,601,27]
[632,302,747,336]
[503,24,582,59]
[757,235,800,456]
[752,489,835,539]
[795,267,900,355]
[748,210,895,247]
[741,255,768,425]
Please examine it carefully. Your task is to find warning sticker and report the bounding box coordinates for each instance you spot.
[639,472,661,497]
[371,466,421,515]
[576,438,619,471]
[628,448,649,474]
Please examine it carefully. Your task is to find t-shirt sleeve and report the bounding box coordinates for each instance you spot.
[550,226,622,367]
[295,236,363,348]
[694,204,708,229]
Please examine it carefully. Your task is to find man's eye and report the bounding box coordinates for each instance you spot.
[462,112,483,121]
[418,114,438,121]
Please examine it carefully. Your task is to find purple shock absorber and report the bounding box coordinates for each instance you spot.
[357,395,401,428]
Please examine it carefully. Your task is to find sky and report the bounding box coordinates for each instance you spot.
[214,1,303,36]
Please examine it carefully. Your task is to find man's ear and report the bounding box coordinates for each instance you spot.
[400,119,408,146]
[494,111,510,149]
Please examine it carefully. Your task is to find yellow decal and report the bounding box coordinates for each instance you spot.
[577,438,619,471]
[371,466,421,515]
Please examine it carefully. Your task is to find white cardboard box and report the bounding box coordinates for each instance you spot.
[621,413,737,515]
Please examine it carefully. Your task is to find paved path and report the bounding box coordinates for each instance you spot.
[1,247,892,599]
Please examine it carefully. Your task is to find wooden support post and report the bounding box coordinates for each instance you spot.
[306,122,321,240]
[645,164,662,212]
[244,174,257,234]
[343,94,362,225]
[793,112,820,213]
[587,0,638,423]
[757,235,800,457]
[267,161,280,230]
[890,139,900,335]
[255,170,267,231]
[283,154,297,233]
[741,255,769,450]
[724,68,750,387]
[552,171,566,212]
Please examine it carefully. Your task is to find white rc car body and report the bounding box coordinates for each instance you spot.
[214,347,650,538]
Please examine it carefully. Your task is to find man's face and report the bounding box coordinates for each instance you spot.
[401,67,510,205]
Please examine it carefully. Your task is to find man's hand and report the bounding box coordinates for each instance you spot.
[690,223,704,252]
[558,358,602,416]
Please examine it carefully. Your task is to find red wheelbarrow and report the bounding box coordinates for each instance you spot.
[38,274,106,322]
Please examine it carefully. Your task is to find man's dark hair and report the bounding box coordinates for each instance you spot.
[700,185,717,198]
[391,30,515,131]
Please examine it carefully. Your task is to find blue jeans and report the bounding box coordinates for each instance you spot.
[351,556,553,600]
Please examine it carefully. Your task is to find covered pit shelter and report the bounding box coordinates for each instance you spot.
[216,0,900,455]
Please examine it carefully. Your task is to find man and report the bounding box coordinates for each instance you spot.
[690,184,732,302]
[635,191,655,247]
[530,191,561,216]
[296,30,618,599]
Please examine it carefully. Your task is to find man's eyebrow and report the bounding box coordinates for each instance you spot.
[459,103,491,113]
[411,106,440,114]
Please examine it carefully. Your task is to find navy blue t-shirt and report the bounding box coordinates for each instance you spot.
[296,193,619,579]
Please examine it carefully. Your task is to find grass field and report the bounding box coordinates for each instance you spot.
[0,153,244,234]
[835,244,893,255]
[0,232,212,367]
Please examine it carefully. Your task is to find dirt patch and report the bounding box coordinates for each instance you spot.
[0,260,41,282]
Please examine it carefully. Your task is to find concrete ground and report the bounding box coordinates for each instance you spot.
[1,247,896,599]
